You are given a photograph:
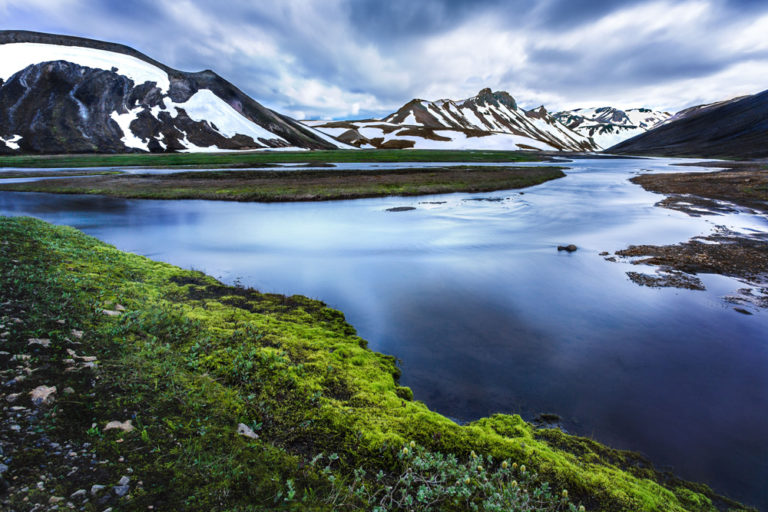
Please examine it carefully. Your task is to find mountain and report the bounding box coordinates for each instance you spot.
[608,90,768,158]
[306,88,598,152]
[0,31,341,154]
[553,107,671,149]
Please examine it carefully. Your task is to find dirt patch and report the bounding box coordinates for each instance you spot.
[632,166,768,214]
[625,271,705,290]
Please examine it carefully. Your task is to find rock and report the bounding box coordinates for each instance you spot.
[27,338,50,347]
[6,392,20,402]
[49,496,64,504]
[63,387,75,395]
[56,319,65,325]
[237,423,259,439]
[0,463,8,474]
[70,329,83,339]
[30,385,56,406]
[104,420,134,433]
[385,206,417,212]
[557,244,578,252]
[91,484,105,495]
[102,310,122,317]
[734,307,753,315]
[70,489,87,499]
[113,484,129,497]
[79,356,98,362]
[115,304,126,312]
[118,476,130,486]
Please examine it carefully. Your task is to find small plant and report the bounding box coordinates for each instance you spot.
[303,443,584,511]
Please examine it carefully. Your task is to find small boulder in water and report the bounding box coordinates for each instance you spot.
[557,244,578,253]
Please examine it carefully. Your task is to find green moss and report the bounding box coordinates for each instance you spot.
[0,216,753,511]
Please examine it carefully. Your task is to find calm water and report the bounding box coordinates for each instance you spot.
[1,158,767,509]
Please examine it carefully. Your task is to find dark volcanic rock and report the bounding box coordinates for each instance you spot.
[1,61,140,153]
[608,89,768,158]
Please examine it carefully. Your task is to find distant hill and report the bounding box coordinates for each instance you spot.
[306,88,598,152]
[0,30,341,154]
[608,90,768,158]
[554,107,670,149]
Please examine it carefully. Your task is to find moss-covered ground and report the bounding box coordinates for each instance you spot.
[0,216,752,511]
[0,149,545,169]
[0,166,565,202]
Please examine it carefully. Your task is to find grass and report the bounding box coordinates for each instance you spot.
[0,149,547,169]
[0,216,752,511]
[0,166,566,202]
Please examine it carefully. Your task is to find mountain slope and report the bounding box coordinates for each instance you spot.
[307,88,598,152]
[0,31,340,154]
[608,90,768,158]
[554,107,670,149]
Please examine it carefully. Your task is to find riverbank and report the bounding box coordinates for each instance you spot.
[608,163,768,311]
[0,216,749,511]
[0,166,565,202]
[0,149,549,169]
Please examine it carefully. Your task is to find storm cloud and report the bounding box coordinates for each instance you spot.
[2,0,767,118]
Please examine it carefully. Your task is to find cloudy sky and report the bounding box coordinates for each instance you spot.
[2,0,768,119]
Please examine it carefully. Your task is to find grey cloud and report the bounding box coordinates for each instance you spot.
[2,0,768,118]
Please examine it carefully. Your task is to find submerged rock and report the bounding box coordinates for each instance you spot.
[557,244,578,252]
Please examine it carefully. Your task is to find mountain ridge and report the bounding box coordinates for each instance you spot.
[554,106,671,149]
[308,88,598,152]
[608,89,768,158]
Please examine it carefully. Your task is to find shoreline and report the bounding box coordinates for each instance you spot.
[0,216,750,511]
[606,162,768,311]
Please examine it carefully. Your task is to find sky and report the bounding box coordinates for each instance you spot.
[2,0,768,120]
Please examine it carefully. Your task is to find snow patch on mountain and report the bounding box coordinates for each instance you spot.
[0,135,22,150]
[179,89,285,142]
[0,42,171,92]
[110,110,149,151]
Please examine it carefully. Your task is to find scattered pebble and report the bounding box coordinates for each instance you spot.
[104,420,134,433]
[27,338,51,347]
[237,423,259,439]
[30,385,57,406]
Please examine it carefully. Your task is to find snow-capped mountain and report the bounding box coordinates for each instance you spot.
[306,88,598,152]
[553,107,671,149]
[0,31,341,154]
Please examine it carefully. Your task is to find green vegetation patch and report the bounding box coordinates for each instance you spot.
[0,216,751,511]
[0,166,566,202]
[0,149,546,169]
